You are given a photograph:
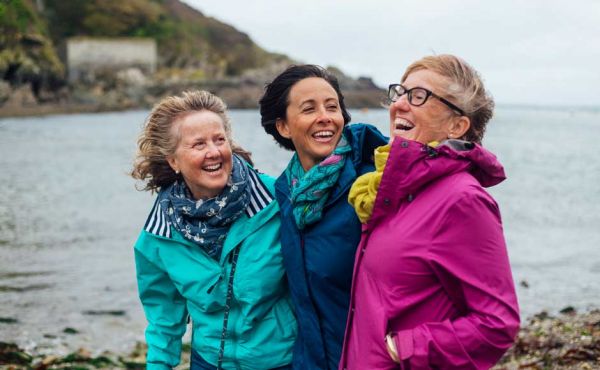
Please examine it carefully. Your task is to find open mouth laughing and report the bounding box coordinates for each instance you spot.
[202,163,223,173]
[394,118,415,131]
[312,130,335,142]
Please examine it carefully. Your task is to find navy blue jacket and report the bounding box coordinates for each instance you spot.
[274,123,387,370]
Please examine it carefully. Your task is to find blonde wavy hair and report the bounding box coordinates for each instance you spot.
[131,90,252,192]
[402,54,495,144]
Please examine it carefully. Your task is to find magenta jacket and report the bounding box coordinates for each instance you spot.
[339,139,520,370]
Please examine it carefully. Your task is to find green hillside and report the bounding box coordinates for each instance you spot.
[0,0,384,115]
[1,0,290,86]
[42,0,290,77]
[0,0,64,93]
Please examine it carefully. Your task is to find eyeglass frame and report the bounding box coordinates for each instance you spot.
[387,83,465,116]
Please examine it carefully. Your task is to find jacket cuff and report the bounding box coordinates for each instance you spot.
[395,329,429,370]
[395,329,414,361]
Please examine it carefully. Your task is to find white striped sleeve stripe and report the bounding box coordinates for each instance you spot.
[245,170,274,218]
[144,199,171,238]
[249,170,273,204]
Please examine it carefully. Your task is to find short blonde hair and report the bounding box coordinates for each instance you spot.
[131,90,252,192]
[402,55,494,143]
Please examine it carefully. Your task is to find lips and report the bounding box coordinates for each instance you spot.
[312,130,335,142]
[394,118,414,131]
[202,163,222,172]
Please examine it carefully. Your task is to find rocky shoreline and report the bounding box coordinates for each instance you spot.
[0,66,387,119]
[1,309,598,369]
[493,308,600,370]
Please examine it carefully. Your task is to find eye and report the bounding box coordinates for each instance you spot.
[301,106,315,113]
[411,89,428,103]
[216,136,227,144]
[326,104,339,111]
[193,141,206,149]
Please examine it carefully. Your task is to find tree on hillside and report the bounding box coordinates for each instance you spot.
[0,0,63,94]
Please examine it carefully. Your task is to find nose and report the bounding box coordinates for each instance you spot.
[205,142,221,158]
[391,93,410,111]
[316,106,334,123]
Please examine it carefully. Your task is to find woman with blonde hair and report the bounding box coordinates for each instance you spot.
[132,90,295,370]
[339,55,520,369]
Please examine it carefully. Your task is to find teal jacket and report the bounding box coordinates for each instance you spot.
[134,171,297,370]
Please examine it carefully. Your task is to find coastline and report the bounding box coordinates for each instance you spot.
[0,73,386,119]
[2,309,598,369]
[0,90,385,119]
[0,103,119,119]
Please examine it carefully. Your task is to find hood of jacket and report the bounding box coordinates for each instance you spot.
[369,138,506,225]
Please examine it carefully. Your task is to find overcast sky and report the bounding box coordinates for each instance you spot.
[184,0,600,107]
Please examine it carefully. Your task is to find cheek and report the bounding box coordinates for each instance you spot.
[222,146,233,165]
[223,143,233,157]
[388,107,396,126]
[388,105,397,119]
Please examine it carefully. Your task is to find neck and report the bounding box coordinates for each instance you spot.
[298,154,320,172]
[186,182,222,201]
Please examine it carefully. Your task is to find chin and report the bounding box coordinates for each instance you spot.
[317,148,336,160]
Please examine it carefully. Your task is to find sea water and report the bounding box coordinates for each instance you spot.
[0,107,599,354]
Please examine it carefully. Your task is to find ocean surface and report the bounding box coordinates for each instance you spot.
[1,107,599,355]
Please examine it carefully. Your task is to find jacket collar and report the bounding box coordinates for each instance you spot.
[369,138,506,225]
[274,142,357,210]
[145,170,277,263]
[274,123,386,207]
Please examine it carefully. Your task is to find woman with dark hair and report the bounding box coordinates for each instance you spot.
[259,65,387,369]
[339,55,520,369]
[132,90,295,370]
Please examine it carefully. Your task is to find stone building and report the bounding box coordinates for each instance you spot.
[66,38,157,82]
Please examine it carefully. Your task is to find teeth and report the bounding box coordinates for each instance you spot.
[313,131,334,138]
[395,118,414,130]
[203,163,221,171]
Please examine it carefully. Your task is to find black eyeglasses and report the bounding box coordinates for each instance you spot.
[387,84,465,116]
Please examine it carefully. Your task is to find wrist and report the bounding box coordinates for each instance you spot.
[385,332,400,363]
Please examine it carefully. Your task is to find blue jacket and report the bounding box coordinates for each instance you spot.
[274,123,387,370]
[135,171,296,370]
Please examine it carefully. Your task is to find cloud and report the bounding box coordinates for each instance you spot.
[184,0,600,106]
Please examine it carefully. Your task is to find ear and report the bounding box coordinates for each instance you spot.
[448,116,471,140]
[167,155,179,173]
[275,118,292,139]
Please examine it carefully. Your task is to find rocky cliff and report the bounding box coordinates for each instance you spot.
[0,0,385,116]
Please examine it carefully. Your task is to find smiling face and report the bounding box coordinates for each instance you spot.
[389,69,469,144]
[167,110,233,200]
[275,77,345,171]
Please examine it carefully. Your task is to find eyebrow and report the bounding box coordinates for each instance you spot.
[299,97,338,106]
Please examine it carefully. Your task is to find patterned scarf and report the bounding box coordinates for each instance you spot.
[285,134,352,230]
[158,154,251,260]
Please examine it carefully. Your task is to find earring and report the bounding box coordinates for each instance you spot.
[175,170,180,174]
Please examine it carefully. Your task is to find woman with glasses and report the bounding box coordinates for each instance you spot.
[259,65,387,369]
[339,55,520,369]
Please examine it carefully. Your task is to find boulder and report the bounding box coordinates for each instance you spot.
[116,68,148,87]
[2,84,37,108]
[0,81,11,104]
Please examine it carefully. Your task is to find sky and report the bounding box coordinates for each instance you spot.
[183,0,600,107]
